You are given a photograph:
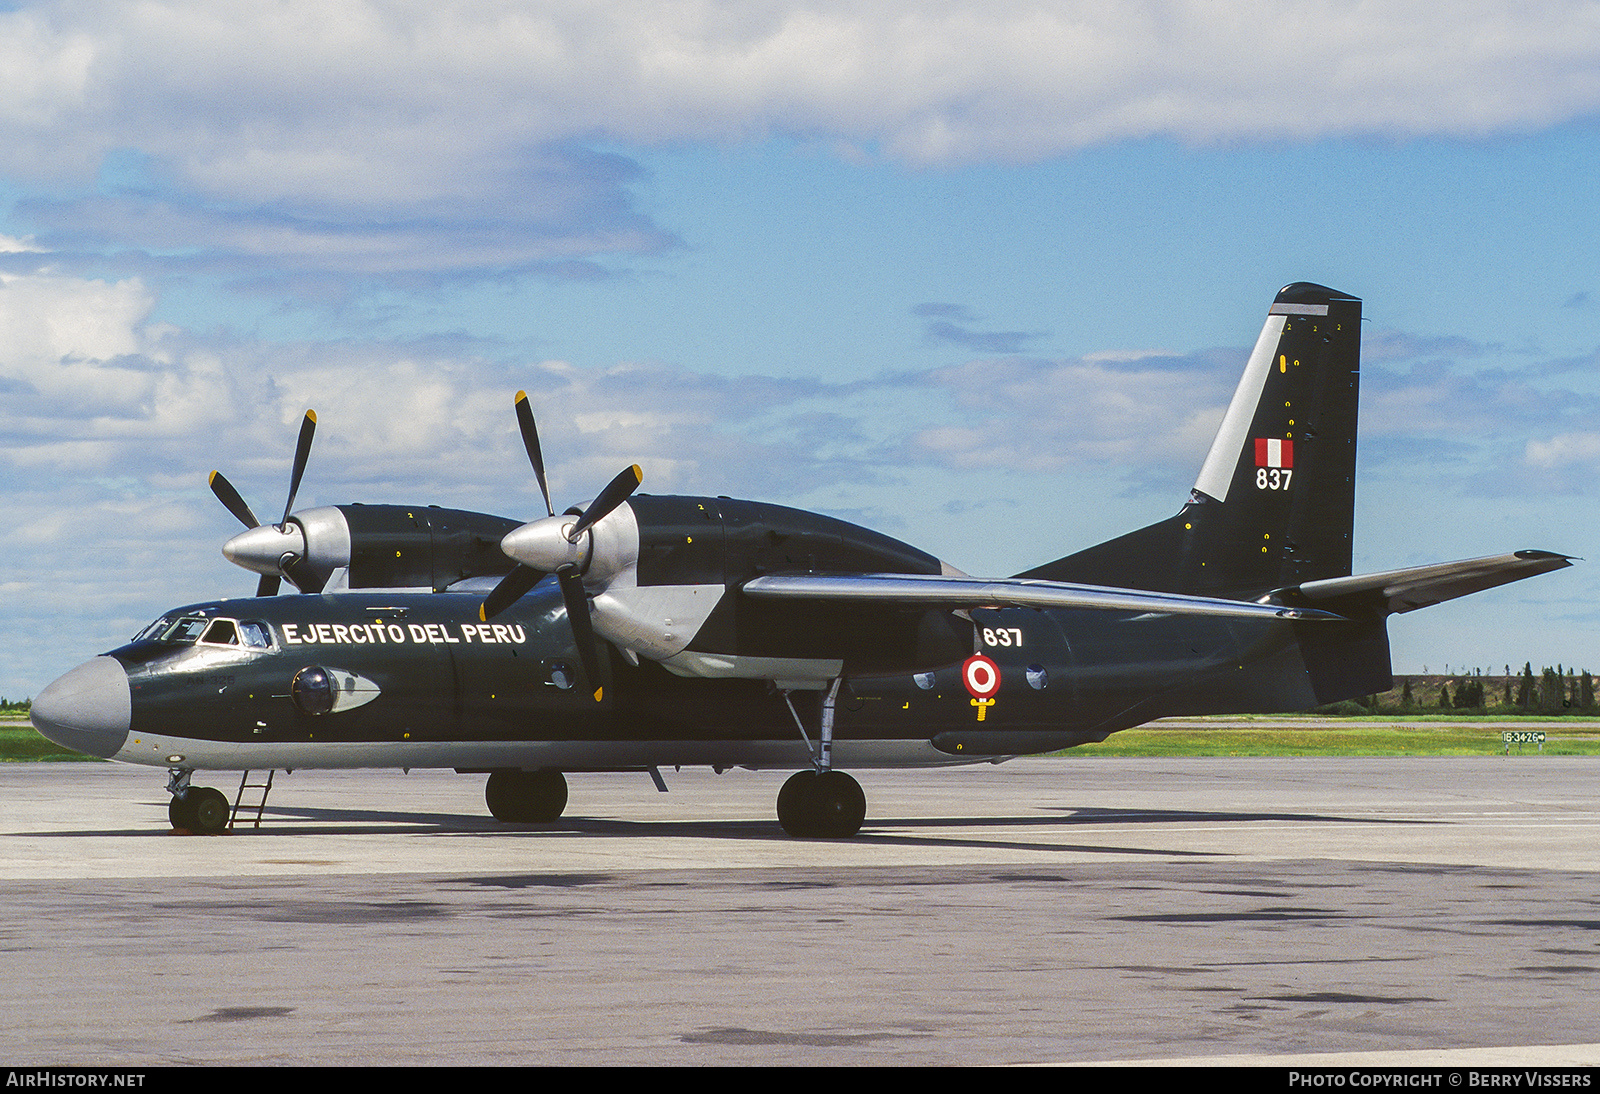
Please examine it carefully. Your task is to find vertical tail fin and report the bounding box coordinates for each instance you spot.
[1022,283,1361,597]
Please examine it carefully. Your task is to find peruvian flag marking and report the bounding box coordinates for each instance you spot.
[1255,438,1293,469]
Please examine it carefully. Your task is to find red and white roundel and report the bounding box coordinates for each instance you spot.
[962,653,1001,699]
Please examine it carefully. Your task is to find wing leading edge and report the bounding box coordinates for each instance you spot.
[741,573,1345,622]
[742,549,1572,622]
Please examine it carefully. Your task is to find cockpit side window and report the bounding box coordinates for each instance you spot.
[200,619,239,646]
[132,616,176,642]
[238,621,272,649]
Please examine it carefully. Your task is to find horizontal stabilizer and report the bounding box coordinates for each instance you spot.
[1273,550,1573,617]
[742,572,1345,622]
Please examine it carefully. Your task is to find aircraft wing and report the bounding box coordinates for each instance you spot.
[741,573,1346,622]
[1276,550,1574,616]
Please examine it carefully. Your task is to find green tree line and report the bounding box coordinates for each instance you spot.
[1338,664,1598,715]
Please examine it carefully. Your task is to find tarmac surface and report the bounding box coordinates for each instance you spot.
[2,756,1598,1066]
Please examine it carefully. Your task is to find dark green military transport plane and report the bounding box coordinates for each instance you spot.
[32,284,1572,837]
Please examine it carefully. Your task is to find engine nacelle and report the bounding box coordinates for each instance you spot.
[573,495,972,682]
[224,504,522,593]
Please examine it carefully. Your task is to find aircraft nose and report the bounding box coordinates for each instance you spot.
[31,656,132,759]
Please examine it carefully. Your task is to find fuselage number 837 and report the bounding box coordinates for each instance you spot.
[982,627,1023,647]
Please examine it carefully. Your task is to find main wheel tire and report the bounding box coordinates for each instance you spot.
[188,787,232,835]
[777,770,866,839]
[809,770,866,838]
[777,770,820,837]
[485,769,568,823]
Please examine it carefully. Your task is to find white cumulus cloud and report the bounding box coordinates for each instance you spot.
[3,1,1600,276]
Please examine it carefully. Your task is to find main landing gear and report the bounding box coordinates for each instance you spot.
[777,769,866,838]
[166,769,231,835]
[485,769,568,823]
[777,678,868,839]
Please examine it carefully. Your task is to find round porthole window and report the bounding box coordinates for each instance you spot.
[1025,664,1048,690]
[550,664,574,690]
[291,665,335,715]
[913,672,936,690]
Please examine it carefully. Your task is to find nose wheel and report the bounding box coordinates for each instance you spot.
[777,769,866,838]
[168,785,231,834]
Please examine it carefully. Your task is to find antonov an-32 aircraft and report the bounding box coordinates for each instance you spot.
[33,284,1572,837]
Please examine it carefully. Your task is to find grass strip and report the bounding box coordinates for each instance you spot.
[1066,720,1600,757]
[6,715,1600,763]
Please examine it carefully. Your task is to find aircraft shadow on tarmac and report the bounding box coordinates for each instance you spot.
[23,799,1434,859]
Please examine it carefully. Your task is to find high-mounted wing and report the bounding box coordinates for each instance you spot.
[1274,550,1573,617]
[741,572,1346,622]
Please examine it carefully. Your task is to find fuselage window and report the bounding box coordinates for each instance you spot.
[238,621,272,649]
[200,619,239,646]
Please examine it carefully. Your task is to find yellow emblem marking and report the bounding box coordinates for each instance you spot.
[971,697,994,721]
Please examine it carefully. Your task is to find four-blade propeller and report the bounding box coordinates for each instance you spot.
[209,410,318,596]
[208,396,642,702]
[480,391,643,701]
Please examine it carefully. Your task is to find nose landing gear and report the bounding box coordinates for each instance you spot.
[166,769,231,834]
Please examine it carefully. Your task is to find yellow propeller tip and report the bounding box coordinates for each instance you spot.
[305,409,316,423]
[593,687,604,702]
[478,606,488,622]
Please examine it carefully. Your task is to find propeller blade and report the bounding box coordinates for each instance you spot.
[514,391,555,518]
[209,471,262,530]
[479,564,543,622]
[255,574,282,597]
[566,464,643,544]
[278,409,317,529]
[557,563,606,702]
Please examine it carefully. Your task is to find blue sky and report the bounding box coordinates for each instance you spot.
[2,0,1599,697]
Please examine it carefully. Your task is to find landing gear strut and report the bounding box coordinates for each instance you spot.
[485,769,568,823]
[777,678,867,838]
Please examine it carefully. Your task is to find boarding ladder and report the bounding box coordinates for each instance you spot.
[231,770,276,830]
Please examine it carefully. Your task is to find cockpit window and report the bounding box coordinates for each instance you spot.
[132,616,176,643]
[161,617,211,644]
[238,621,272,649]
[133,615,269,650]
[200,619,239,646]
